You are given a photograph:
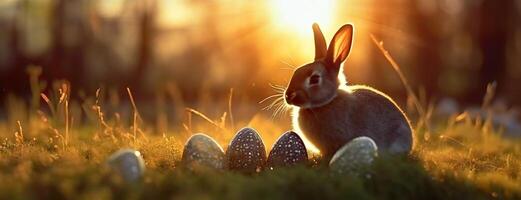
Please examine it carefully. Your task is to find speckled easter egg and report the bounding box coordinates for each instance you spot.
[226,127,266,173]
[267,131,308,168]
[329,136,378,174]
[182,133,225,171]
[106,149,145,182]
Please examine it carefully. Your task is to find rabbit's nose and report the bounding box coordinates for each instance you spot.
[285,91,298,104]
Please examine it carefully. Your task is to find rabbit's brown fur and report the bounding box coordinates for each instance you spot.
[285,23,413,159]
[296,86,412,159]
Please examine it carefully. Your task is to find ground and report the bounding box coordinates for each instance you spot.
[0,79,520,199]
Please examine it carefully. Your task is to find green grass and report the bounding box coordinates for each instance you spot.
[0,105,520,199]
[0,67,519,199]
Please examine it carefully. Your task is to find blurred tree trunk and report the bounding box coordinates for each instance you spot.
[129,0,157,91]
[470,0,513,103]
[48,0,66,81]
[69,0,92,93]
[48,0,91,94]
[409,0,442,99]
[2,1,30,97]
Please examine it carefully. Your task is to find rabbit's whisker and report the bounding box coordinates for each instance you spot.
[269,101,280,119]
[279,104,289,118]
[259,83,291,120]
[270,104,280,119]
[262,96,284,111]
[273,98,292,120]
[280,67,295,71]
[270,97,287,119]
[269,83,287,92]
[283,103,292,115]
[271,101,286,119]
[280,60,297,70]
[270,87,285,93]
[259,93,283,104]
[273,85,287,90]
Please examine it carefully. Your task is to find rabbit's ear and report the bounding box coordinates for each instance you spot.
[313,23,327,60]
[326,24,354,70]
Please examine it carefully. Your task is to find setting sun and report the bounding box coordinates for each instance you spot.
[270,0,335,33]
[1,0,520,198]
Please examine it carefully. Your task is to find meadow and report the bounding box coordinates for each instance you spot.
[0,0,520,199]
[0,62,520,200]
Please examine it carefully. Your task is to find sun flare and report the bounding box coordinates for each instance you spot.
[270,0,335,33]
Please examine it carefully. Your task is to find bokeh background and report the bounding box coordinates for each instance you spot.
[0,0,520,126]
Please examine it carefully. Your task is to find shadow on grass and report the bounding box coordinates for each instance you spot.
[135,156,496,200]
[0,154,513,200]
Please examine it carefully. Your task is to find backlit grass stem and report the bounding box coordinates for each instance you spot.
[370,34,431,133]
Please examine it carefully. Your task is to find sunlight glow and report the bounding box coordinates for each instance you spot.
[97,0,125,18]
[0,0,18,7]
[291,108,321,154]
[270,0,335,34]
[158,0,194,27]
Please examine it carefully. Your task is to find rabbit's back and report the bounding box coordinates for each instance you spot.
[296,85,413,158]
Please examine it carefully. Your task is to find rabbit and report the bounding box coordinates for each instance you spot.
[284,23,413,160]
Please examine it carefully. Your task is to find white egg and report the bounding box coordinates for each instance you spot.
[106,149,145,182]
[329,136,378,175]
[182,133,225,171]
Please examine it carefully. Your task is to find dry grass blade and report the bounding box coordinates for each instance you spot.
[41,93,56,117]
[481,82,497,110]
[228,88,235,131]
[127,88,139,114]
[65,100,69,147]
[439,134,470,150]
[280,60,297,70]
[165,82,185,122]
[370,34,430,132]
[95,88,101,105]
[187,111,192,132]
[93,88,110,131]
[15,120,24,145]
[58,83,68,104]
[185,108,225,130]
[127,87,140,141]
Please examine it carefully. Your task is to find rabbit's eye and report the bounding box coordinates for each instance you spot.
[309,74,320,85]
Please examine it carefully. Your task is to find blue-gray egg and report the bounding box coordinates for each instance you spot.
[106,149,145,182]
[182,133,225,171]
[329,136,378,174]
[267,131,308,168]
[226,127,266,173]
